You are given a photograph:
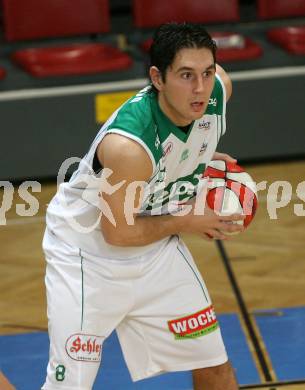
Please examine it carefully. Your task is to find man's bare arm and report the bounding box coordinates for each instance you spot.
[216,64,232,102]
[97,134,244,247]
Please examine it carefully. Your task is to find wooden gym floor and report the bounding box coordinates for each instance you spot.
[1,160,305,389]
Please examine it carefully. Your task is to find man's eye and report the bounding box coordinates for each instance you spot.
[182,72,192,79]
[203,71,212,78]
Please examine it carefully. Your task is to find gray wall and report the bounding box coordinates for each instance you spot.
[1,73,304,181]
[220,74,305,159]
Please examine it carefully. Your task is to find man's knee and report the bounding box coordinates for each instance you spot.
[193,360,233,376]
[192,361,238,389]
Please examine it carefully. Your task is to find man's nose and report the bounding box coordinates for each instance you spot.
[194,76,204,93]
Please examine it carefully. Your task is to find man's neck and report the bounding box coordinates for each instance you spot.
[157,93,191,127]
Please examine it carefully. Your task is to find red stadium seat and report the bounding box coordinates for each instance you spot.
[12,44,133,78]
[133,0,262,62]
[133,0,262,63]
[2,0,110,41]
[141,33,262,63]
[212,32,263,63]
[0,67,6,80]
[257,0,305,55]
[133,0,240,28]
[267,26,305,55]
[257,0,305,20]
[2,0,132,77]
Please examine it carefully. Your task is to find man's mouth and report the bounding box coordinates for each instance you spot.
[191,101,204,111]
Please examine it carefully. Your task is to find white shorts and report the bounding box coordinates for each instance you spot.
[41,230,228,390]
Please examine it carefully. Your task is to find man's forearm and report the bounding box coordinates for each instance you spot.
[103,212,188,247]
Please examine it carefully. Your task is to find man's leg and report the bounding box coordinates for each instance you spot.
[192,361,238,390]
[42,231,133,389]
[116,238,231,382]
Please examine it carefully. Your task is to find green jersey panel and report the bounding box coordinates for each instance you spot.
[104,74,226,215]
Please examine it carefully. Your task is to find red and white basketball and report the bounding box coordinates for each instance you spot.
[203,160,258,230]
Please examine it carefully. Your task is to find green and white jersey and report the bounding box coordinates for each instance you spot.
[106,74,226,215]
[46,74,226,260]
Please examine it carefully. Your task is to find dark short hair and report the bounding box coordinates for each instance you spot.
[149,22,216,89]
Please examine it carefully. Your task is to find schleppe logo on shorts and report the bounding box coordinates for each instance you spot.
[65,334,103,362]
[168,305,219,339]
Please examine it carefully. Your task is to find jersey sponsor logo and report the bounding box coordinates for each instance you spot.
[209,97,217,107]
[199,142,208,155]
[198,120,211,130]
[168,305,219,339]
[155,134,161,149]
[65,334,103,362]
[151,165,166,184]
[143,163,206,212]
[162,141,173,158]
[179,149,190,163]
[146,179,196,209]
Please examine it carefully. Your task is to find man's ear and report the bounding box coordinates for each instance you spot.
[149,66,163,92]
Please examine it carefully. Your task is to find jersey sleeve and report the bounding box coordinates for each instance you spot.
[104,91,161,172]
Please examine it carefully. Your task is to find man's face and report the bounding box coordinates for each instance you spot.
[156,47,216,126]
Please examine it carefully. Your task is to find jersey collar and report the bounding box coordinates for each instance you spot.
[149,91,194,143]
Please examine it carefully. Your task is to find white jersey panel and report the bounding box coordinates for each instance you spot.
[46,76,226,260]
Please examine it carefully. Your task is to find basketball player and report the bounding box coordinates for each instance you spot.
[42,23,245,389]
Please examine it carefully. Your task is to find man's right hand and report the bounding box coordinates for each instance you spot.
[182,202,245,241]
